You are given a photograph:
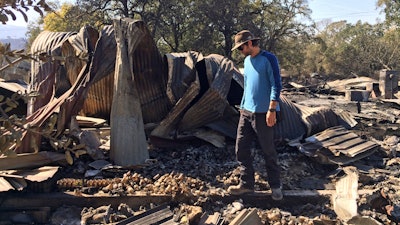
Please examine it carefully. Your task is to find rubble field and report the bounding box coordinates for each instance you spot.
[2,87,400,225]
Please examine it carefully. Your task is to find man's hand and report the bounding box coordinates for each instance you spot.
[266,111,277,127]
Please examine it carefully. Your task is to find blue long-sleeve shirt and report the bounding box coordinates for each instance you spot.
[240,50,282,113]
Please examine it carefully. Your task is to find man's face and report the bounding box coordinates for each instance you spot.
[237,42,250,56]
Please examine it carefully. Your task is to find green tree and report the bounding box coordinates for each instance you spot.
[193,0,249,57]
[76,0,145,21]
[306,21,398,79]
[144,0,200,53]
[73,0,314,62]
[43,3,107,32]
[374,26,400,71]
[26,19,43,51]
[378,0,400,26]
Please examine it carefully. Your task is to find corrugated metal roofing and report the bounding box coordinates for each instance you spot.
[165,51,203,105]
[79,25,115,119]
[296,104,340,136]
[30,31,76,56]
[29,23,172,123]
[205,105,239,139]
[274,95,307,141]
[151,52,202,138]
[128,21,172,123]
[179,55,236,131]
[301,126,379,165]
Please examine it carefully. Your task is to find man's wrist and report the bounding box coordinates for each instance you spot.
[268,108,276,112]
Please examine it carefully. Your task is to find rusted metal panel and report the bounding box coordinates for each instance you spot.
[320,132,359,149]
[302,126,379,165]
[61,26,100,96]
[81,74,114,119]
[30,31,76,56]
[179,88,229,131]
[151,54,243,141]
[27,61,58,115]
[165,51,203,105]
[17,26,100,153]
[296,104,340,136]
[274,95,307,141]
[205,105,239,140]
[68,26,100,62]
[179,55,236,131]
[30,31,76,89]
[336,110,358,128]
[29,26,116,122]
[151,77,200,139]
[149,52,202,139]
[58,26,114,120]
[71,26,114,119]
[87,25,115,84]
[128,21,172,123]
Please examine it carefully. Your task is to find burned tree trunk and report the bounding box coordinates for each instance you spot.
[110,19,148,166]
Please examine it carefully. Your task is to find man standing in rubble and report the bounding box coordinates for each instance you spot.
[229,30,283,200]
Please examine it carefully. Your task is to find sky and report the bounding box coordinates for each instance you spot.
[309,0,384,25]
[0,0,386,39]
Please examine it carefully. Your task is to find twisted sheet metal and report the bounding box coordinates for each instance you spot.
[151,52,202,138]
[273,95,307,141]
[165,51,203,105]
[295,103,340,137]
[178,55,237,131]
[128,21,172,123]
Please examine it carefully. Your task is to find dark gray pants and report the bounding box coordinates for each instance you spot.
[235,110,281,189]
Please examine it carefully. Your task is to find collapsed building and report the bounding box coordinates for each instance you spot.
[0,19,399,224]
[21,19,379,162]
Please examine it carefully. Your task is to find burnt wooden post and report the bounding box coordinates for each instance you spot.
[110,18,149,166]
[379,70,399,99]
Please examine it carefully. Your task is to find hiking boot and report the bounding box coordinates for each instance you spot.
[228,184,254,195]
[271,187,283,201]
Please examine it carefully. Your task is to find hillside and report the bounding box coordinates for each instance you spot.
[0,25,28,50]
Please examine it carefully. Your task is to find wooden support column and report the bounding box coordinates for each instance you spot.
[379,70,399,99]
[110,18,149,166]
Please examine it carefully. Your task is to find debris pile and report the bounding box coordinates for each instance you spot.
[0,19,399,224]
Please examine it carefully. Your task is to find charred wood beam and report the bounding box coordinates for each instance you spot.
[0,189,375,211]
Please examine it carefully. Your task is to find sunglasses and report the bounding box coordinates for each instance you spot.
[237,42,248,51]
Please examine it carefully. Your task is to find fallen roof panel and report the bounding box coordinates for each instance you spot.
[301,126,379,165]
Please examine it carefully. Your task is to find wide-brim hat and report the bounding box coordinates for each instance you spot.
[231,30,261,51]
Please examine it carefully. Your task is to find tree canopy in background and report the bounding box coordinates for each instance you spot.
[378,0,400,26]
[2,0,400,80]
[43,3,108,32]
